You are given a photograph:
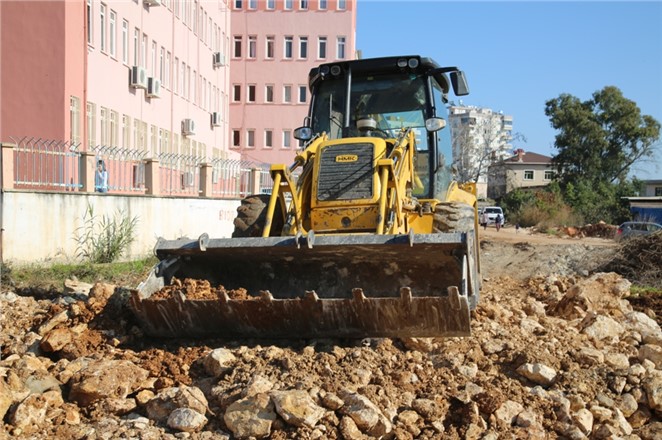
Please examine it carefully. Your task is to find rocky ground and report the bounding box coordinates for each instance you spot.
[1,227,662,439]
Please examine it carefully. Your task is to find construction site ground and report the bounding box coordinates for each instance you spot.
[1,225,662,439]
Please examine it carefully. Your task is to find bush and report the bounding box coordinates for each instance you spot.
[74,203,138,264]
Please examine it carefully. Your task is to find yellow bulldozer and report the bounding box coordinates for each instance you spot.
[131,55,481,339]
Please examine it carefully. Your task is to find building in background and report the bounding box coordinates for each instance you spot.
[229,0,357,165]
[487,149,553,199]
[449,104,513,198]
[1,0,233,164]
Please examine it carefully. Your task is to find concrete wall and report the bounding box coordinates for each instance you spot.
[1,190,239,264]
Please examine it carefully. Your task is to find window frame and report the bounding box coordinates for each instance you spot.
[523,170,534,181]
[233,35,242,58]
[318,36,327,59]
[284,36,293,59]
[299,36,308,59]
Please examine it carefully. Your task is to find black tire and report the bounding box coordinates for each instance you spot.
[232,194,284,238]
[433,202,481,310]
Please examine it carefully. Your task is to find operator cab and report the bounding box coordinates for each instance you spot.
[294,56,469,200]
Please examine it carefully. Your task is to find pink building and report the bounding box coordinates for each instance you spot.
[229,0,356,165]
[1,0,232,163]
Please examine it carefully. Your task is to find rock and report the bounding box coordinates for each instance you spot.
[618,393,638,417]
[571,408,593,435]
[24,372,61,395]
[145,386,208,423]
[643,373,662,411]
[400,337,435,352]
[37,311,69,336]
[202,348,236,377]
[0,379,14,420]
[494,400,524,426]
[580,314,625,341]
[575,347,605,365]
[223,393,277,439]
[516,363,557,386]
[64,278,93,296]
[339,389,392,437]
[69,360,149,407]
[612,407,632,435]
[320,392,344,410]
[244,374,274,398]
[339,415,364,440]
[411,398,445,420]
[167,408,208,433]
[604,353,630,371]
[97,397,138,415]
[397,410,422,436]
[624,312,662,342]
[9,390,64,435]
[40,328,73,352]
[639,344,662,368]
[270,390,325,428]
[637,421,662,440]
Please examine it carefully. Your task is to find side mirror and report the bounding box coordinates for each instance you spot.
[450,71,470,96]
[294,126,312,141]
[425,117,447,132]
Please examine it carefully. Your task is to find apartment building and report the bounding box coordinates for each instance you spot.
[229,0,357,165]
[449,104,513,198]
[1,0,233,162]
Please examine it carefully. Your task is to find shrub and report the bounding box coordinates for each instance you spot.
[74,203,139,264]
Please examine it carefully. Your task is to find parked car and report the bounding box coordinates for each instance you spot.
[615,221,662,241]
[480,206,505,227]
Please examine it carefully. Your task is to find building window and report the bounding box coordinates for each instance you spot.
[151,41,157,76]
[655,187,662,196]
[248,0,257,9]
[109,111,119,147]
[266,36,275,59]
[318,36,327,59]
[234,0,242,9]
[166,51,171,88]
[100,107,108,146]
[122,115,131,148]
[87,0,93,45]
[86,102,96,148]
[133,28,139,65]
[265,85,274,103]
[283,130,291,148]
[319,0,327,10]
[336,36,346,59]
[300,0,308,10]
[109,10,116,57]
[121,20,128,64]
[248,36,257,58]
[247,85,256,103]
[284,36,293,59]
[70,96,81,144]
[544,170,553,180]
[265,130,273,148]
[283,85,292,103]
[141,33,147,67]
[159,47,165,81]
[233,36,242,58]
[267,0,275,9]
[524,170,534,180]
[247,130,255,148]
[299,36,308,59]
[284,0,293,10]
[233,84,241,102]
[100,4,107,52]
[298,85,306,103]
[232,130,240,147]
[338,0,346,10]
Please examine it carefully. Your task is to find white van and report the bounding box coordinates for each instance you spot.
[481,206,505,227]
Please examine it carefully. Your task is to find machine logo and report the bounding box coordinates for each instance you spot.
[335,154,358,163]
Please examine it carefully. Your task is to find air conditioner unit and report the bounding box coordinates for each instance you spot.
[213,52,225,67]
[182,118,196,136]
[143,0,161,6]
[130,66,148,89]
[181,171,195,188]
[211,112,221,127]
[147,77,161,98]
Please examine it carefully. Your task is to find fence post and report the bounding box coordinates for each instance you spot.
[1,143,15,190]
[200,162,213,198]
[145,158,160,196]
[250,168,262,195]
[80,150,96,193]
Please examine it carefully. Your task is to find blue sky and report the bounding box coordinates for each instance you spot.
[356,0,662,179]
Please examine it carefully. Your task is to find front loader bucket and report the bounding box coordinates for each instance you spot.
[130,232,476,339]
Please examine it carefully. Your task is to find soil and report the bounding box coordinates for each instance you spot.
[2,224,661,439]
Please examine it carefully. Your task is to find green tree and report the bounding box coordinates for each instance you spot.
[545,86,660,186]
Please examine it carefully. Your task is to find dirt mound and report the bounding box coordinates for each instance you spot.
[599,231,662,288]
